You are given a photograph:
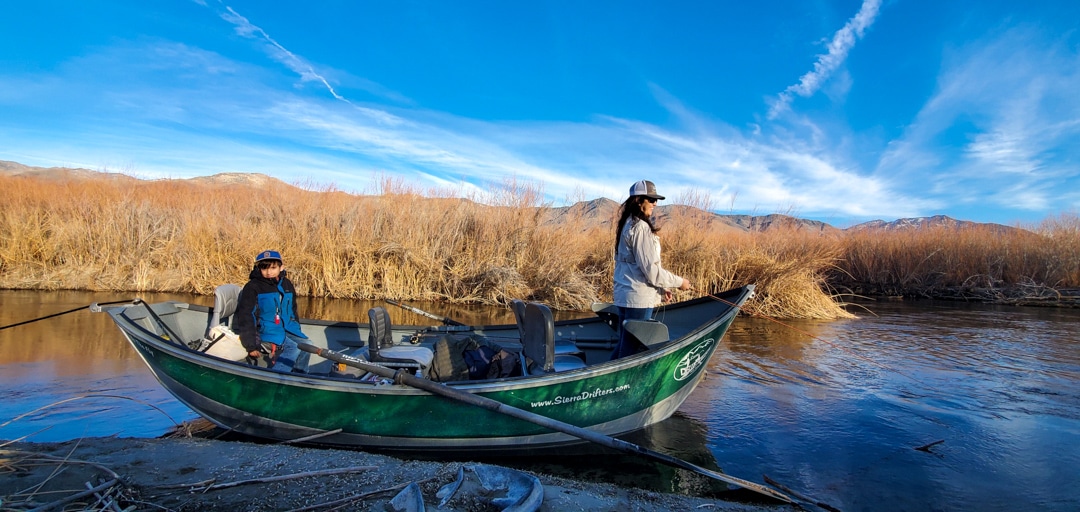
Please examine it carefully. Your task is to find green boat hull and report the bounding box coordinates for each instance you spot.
[107,286,753,452]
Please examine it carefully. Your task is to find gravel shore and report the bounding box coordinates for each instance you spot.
[1,436,790,511]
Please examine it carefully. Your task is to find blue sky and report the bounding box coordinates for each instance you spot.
[1,1,1078,226]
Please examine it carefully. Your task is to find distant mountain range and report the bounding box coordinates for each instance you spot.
[1,160,1020,233]
[543,197,1020,234]
[843,215,1018,233]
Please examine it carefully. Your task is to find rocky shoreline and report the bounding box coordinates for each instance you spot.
[1,436,788,511]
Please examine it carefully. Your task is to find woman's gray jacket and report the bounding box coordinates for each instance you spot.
[613,218,684,308]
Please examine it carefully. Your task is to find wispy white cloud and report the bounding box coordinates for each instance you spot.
[966,128,1041,175]
[217,5,350,103]
[876,27,1080,214]
[588,108,929,219]
[768,0,882,119]
[211,3,415,108]
[0,28,926,221]
[5,2,1075,226]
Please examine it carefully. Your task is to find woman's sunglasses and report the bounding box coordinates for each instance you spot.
[644,198,658,204]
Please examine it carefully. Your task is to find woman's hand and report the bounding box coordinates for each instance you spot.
[249,350,261,358]
[665,279,692,302]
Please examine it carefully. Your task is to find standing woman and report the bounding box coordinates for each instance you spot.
[611,180,691,360]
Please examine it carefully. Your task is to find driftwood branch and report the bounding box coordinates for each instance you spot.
[280,428,344,445]
[3,448,126,511]
[2,453,124,481]
[26,478,119,512]
[86,480,125,512]
[286,477,435,512]
[152,478,217,490]
[157,465,378,492]
[914,439,945,452]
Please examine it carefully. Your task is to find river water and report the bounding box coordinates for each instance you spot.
[1,290,1077,511]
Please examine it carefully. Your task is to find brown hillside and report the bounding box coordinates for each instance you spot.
[0,161,842,233]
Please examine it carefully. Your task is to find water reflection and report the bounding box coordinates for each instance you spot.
[3,291,1079,510]
[690,300,1080,511]
[471,412,739,498]
[0,289,139,365]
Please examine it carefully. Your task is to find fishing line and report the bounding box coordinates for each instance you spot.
[695,288,920,383]
[0,300,133,331]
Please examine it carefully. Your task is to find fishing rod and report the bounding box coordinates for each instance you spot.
[0,299,133,331]
[695,287,919,382]
[384,299,466,326]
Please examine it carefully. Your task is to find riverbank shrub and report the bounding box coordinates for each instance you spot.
[831,213,1080,302]
[1,173,1075,317]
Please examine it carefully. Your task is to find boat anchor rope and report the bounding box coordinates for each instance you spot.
[0,299,132,331]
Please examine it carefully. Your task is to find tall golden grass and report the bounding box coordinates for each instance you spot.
[833,215,1080,300]
[1,173,1075,318]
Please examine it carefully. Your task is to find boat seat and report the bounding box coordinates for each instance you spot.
[518,301,587,375]
[511,300,586,364]
[367,307,434,373]
[591,302,620,332]
[207,284,242,337]
[622,319,670,350]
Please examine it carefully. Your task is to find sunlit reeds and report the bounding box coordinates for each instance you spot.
[2,173,1076,318]
[1031,211,1080,288]
[832,214,1080,302]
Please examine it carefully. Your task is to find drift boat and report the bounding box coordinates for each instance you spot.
[98,286,754,453]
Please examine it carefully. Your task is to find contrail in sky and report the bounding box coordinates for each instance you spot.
[768,0,882,119]
[217,4,351,104]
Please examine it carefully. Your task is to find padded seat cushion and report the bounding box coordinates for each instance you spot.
[377,345,434,368]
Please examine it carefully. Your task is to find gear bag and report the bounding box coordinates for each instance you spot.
[429,335,520,382]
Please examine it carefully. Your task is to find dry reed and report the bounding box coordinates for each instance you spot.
[2,173,1075,318]
[832,214,1080,301]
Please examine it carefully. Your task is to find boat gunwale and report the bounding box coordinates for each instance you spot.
[163,286,745,332]
[108,286,751,395]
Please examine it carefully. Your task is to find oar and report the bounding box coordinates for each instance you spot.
[295,342,796,504]
[384,299,466,326]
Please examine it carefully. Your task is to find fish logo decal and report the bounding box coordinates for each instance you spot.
[673,338,716,381]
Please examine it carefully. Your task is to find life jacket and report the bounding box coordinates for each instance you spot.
[252,284,304,343]
[235,269,307,351]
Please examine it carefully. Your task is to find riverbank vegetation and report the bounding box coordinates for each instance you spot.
[1,173,1076,318]
[832,214,1080,304]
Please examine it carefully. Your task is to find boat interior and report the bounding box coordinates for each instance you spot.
[111,284,689,384]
